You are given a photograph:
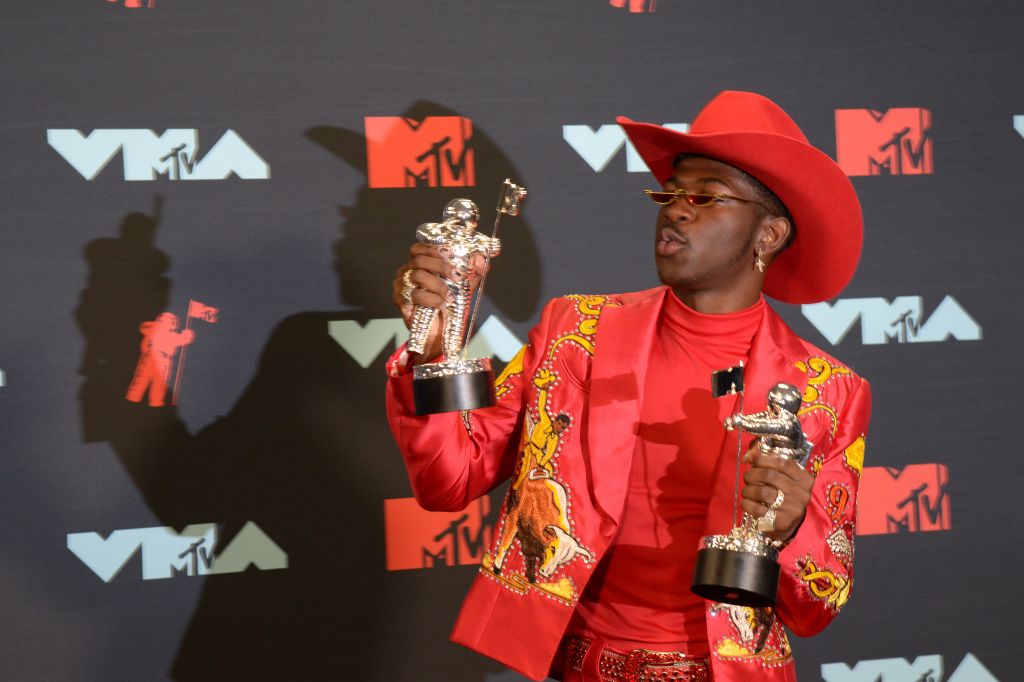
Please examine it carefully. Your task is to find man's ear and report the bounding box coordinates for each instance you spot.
[758,215,793,261]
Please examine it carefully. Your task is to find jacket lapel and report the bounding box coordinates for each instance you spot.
[586,287,666,524]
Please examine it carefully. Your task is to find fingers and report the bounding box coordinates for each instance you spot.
[743,449,808,481]
[741,483,783,509]
[392,246,453,312]
[403,267,452,309]
[740,490,778,519]
[741,449,814,538]
[393,243,495,315]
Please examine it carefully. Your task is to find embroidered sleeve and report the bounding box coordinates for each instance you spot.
[775,370,871,637]
[384,299,567,512]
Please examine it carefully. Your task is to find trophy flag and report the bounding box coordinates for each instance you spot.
[172,299,220,405]
[187,300,220,323]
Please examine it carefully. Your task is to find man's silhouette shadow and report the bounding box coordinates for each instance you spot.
[76,102,540,680]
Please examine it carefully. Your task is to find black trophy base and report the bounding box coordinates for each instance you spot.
[691,547,780,608]
[413,368,495,416]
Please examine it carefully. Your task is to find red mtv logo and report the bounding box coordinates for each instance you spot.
[365,116,475,188]
[609,0,656,12]
[858,463,950,535]
[383,497,492,571]
[835,108,933,176]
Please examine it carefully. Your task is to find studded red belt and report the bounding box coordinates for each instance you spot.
[561,636,711,682]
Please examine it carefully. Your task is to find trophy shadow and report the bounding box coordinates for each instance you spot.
[75,101,542,681]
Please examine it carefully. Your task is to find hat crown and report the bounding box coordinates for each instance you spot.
[689,91,808,144]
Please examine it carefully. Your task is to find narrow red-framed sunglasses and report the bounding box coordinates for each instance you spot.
[643,188,759,208]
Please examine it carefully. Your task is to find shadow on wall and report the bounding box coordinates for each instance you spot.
[308,99,541,319]
[74,102,540,681]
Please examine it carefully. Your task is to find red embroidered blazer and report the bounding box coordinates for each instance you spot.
[386,287,871,681]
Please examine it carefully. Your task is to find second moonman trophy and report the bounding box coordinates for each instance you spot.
[407,179,527,416]
[691,379,813,607]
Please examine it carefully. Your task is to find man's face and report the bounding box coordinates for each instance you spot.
[653,156,766,297]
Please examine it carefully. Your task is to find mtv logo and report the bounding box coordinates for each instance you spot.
[327,315,523,368]
[822,653,998,682]
[835,108,933,176]
[563,122,689,172]
[383,497,493,571]
[48,129,270,181]
[67,521,287,582]
[802,296,981,345]
[364,116,474,188]
[858,464,950,535]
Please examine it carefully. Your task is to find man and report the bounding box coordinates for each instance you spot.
[386,91,870,681]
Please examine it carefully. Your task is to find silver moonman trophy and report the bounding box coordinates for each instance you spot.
[408,179,527,415]
[691,381,812,607]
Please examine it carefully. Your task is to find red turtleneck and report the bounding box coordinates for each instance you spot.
[566,292,765,656]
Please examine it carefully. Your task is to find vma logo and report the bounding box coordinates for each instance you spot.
[564,122,689,172]
[835,107,933,176]
[67,522,287,582]
[328,315,523,368]
[48,129,270,181]
[822,653,998,682]
[802,296,981,345]
[858,464,950,535]
[365,116,474,188]
[384,497,493,571]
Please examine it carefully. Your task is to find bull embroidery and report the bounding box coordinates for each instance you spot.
[485,369,593,601]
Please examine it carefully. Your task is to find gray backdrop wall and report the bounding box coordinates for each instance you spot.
[1,2,1020,681]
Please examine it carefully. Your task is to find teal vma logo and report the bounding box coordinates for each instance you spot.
[563,122,689,172]
[67,522,287,582]
[822,653,998,681]
[802,296,981,345]
[47,129,270,181]
[328,315,523,368]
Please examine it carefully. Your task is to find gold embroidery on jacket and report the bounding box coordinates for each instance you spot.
[482,295,617,605]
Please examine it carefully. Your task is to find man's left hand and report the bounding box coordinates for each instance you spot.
[741,443,815,541]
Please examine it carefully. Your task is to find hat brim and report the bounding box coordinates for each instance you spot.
[618,117,862,304]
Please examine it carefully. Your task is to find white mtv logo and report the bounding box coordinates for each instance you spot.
[802,296,981,345]
[47,129,270,181]
[328,315,524,368]
[67,521,287,582]
[822,653,998,681]
[563,122,689,172]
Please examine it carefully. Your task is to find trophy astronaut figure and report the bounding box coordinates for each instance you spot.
[724,382,812,465]
[692,382,814,607]
[407,198,501,358]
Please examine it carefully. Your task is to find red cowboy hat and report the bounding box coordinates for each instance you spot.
[617,91,862,304]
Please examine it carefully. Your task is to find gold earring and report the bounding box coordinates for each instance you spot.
[754,250,766,273]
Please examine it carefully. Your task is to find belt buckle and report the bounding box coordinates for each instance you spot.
[623,648,665,682]
[622,648,700,682]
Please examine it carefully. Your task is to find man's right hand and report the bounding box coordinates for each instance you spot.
[392,244,488,364]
